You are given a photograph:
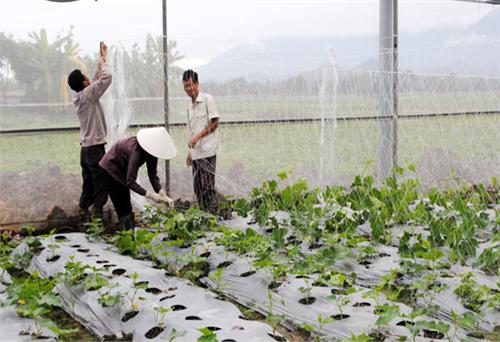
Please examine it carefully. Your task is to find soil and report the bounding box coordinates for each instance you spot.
[144,326,164,339]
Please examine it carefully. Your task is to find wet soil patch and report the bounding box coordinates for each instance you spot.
[160,294,176,301]
[121,310,139,322]
[47,255,60,262]
[298,297,316,305]
[268,281,282,290]
[217,261,233,268]
[423,330,444,339]
[112,268,126,276]
[353,302,371,307]
[145,326,164,339]
[240,270,256,277]
[145,287,162,295]
[171,304,187,311]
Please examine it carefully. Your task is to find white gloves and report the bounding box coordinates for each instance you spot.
[159,189,174,207]
[146,190,174,207]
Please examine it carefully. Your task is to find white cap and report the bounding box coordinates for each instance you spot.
[137,127,177,160]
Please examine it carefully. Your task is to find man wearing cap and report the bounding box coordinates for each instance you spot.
[99,127,176,229]
[182,69,220,213]
[67,42,111,222]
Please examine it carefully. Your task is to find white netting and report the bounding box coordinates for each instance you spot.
[0,3,499,225]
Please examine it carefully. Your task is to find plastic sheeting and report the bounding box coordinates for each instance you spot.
[12,233,279,342]
[148,220,476,340]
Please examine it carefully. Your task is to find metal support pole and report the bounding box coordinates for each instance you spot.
[162,0,170,195]
[392,0,399,172]
[378,0,398,182]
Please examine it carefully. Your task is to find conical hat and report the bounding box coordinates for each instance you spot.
[137,127,177,160]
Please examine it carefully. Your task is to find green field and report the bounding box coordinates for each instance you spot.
[1,92,499,131]
[1,115,499,190]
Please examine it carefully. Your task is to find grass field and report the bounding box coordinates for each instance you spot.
[1,91,499,131]
[1,115,498,189]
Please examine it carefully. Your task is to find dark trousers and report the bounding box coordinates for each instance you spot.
[79,144,107,210]
[102,170,132,218]
[192,155,217,212]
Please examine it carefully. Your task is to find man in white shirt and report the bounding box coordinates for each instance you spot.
[182,69,220,213]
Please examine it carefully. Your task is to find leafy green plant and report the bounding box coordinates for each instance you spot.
[126,272,147,311]
[1,271,76,338]
[265,290,285,336]
[111,229,157,258]
[373,303,400,327]
[153,306,171,327]
[454,272,492,313]
[208,267,225,294]
[85,217,105,239]
[45,228,60,261]
[197,327,218,342]
[474,245,499,275]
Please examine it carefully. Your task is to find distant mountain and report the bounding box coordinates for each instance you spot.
[197,8,500,82]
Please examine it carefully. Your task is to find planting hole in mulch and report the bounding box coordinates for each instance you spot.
[299,297,316,305]
[379,253,391,258]
[217,261,233,268]
[359,260,372,267]
[353,302,371,307]
[240,270,256,277]
[295,275,311,279]
[206,326,222,332]
[268,281,282,290]
[70,244,81,248]
[136,281,149,287]
[268,333,286,342]
[87,286,102,292]
[103,264,117,269]
[86,254,99,257]
[423,330,444,339]
[112,268,126,276]
[47,255,60,262]
[77,248,90,253]
[171,304,187,311]
[33,335,51,340]
[121,310,139,322]
[185,316,202,320]
[159,294,175,301]
[200,252,211,258]
[146,287,162,295]
[309,242,323,249]
[96,260,109,264]
[332,314,351,320]
[312,281,328,287]
[145,326,164,339]
[397,320,414,327]
[54,235,67,241]
[331,288,348,295]
[168,287,178,291]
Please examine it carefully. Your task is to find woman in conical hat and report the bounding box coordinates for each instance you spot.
[99,127,176,229]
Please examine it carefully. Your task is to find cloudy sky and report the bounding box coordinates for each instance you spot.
[1,0,496,67]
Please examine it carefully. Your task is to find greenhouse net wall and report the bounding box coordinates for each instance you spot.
[1,4,500,226]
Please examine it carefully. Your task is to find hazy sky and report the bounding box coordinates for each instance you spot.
[1,0,496,67]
